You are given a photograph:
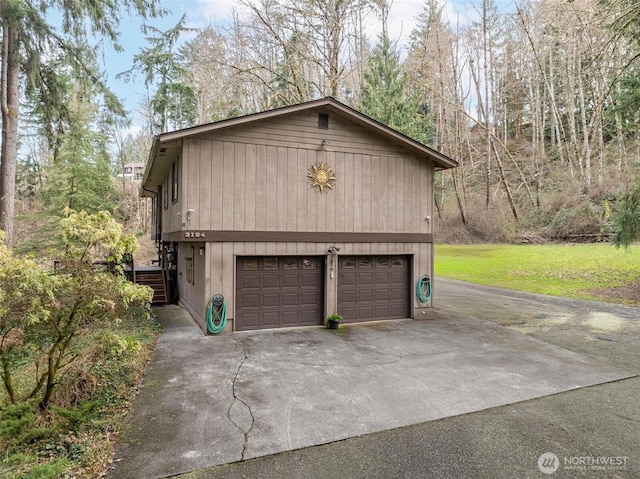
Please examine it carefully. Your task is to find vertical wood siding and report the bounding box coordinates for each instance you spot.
[179,109,433,237]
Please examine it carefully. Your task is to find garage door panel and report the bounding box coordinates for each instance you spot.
[358,289,373,302]
[236,256,324,331]
[262,274,280,289]
[240,275,260,289]
[280,311,300,326]
[339,271,356,286]
[301,291,321,305]
[357,272,374,284]
[340,290,356,303]
[281,292,299,306]
[301,273,320,287]
[262,293,280,307]
[374,305,390,318]
[262,311,280,328]
[241,312,260,329]
[241,295,260,308]
[282,275,299,288]
[374,271,389,283]
[338,255,410,323]
[375,289,389,301]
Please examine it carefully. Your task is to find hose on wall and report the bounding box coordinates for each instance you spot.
[206,294,227,334]
[416,275,432,304]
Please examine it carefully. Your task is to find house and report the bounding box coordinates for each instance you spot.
[140,97,457,333]
[120,162,145,181]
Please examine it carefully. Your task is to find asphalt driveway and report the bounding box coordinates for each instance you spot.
[108,280,637,479]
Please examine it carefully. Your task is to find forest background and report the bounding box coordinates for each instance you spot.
[3,0,640,255]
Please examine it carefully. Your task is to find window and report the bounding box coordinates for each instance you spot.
[171,158,179,203]
[186,257,194,285]
[152,195,158,222]
[163,176,168,210]
[318,112,329,129]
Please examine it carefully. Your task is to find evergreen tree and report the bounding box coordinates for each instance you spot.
[120,15,197,134]
[0,0,162,246]
[358,4,433,144]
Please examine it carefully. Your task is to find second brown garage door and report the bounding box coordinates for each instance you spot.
[236,256,324,331]
[338,255,411,322]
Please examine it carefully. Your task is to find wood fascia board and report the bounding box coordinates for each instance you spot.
[161,230,434,244]
[324,100,459,170]
[153,97,458,170]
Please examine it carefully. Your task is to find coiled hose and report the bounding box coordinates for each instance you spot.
[206,295,227,334]
[416,275,432,303]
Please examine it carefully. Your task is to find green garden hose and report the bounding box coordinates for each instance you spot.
[416,275,432,303]
[206,294,227,334]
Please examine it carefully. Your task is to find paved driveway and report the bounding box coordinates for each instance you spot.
[108,281,635,479]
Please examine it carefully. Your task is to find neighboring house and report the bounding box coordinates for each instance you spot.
[141,97,457,333]
[121,162,145,181]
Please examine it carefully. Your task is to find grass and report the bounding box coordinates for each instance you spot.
[434,243,640,305]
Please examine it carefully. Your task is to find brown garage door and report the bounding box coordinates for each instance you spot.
[338,255,410,322]
[236,256,324,331]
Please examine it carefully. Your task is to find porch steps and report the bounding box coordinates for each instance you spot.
[134,269,168,304]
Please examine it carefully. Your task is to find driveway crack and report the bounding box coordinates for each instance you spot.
[228,337,255,461]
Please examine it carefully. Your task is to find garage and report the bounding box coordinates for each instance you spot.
[235,256,325,331]
[338,255,411,322]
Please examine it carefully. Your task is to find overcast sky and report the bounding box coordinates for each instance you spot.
[108,0,515,131]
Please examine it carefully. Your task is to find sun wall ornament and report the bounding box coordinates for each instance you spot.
[308,162,336,192]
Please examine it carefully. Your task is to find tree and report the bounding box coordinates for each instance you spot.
[40,82,118,216]
[0,209,153,410]
[358,1,432,143]
[120,15,197,134]
[612,181,640,248]
[0,0,162,246]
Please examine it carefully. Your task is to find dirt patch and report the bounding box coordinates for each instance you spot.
[588,279,640,306]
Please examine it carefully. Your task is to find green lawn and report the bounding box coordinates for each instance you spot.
[434,244,640,305]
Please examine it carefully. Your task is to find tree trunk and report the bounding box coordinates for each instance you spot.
[0,25,20,246]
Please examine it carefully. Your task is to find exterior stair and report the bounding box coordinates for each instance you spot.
[134,268,168,304]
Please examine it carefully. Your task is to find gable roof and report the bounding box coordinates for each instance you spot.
[142,97,458,194]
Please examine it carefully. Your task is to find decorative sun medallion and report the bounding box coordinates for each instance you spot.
[308,162,336,192]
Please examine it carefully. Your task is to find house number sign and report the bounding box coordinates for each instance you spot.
[185,232,206,238]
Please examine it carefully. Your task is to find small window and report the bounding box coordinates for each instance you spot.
[186,257,194,285]
[283,258,298,269]
[391,256,405,267]
[302,258,317,269]
[242,258,259,270]
[359,257,372,268]
[171,158,179,203]
[163,176,168,210]
[376,257,389,267]
[318,113,329,129]
[152,195,158,221]
[264,257,278,269]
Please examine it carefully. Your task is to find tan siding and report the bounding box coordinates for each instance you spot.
[222,142,234,230]
[286,148,297,231]
[296,149,307,231]
[255,144,268,231]
[211,140,224,230]
[198,140,212,230]
[245,144,257,231]
[174,111,434,236]
[266,146,278,229]
[234,143,246,230]
[199,111,411,157]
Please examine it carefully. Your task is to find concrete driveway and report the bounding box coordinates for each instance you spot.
[108,280,635,479]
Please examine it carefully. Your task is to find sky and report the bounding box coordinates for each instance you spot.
[106,0,516,132]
